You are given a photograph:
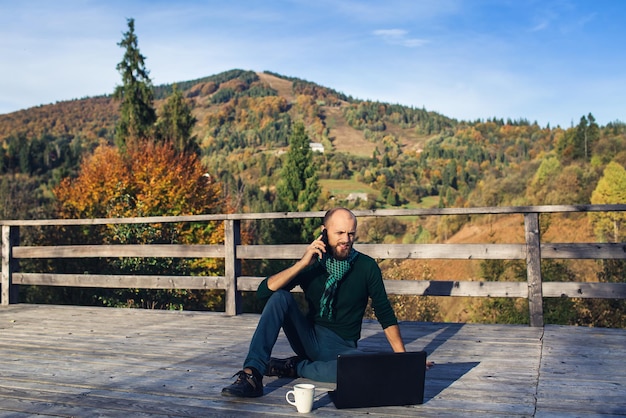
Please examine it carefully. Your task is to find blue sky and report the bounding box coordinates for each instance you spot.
[1,0,624,128]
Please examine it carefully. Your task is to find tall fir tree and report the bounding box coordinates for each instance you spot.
[114,18,156,151]
[582,113,600,160]
[276,122,320,212]
[275,122,321,242]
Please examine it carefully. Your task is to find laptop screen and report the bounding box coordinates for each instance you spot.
[331,351,427,409]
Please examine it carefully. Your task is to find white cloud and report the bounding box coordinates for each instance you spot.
[373,29,408,37]
[373,28,429,47]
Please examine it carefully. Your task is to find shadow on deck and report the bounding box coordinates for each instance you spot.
[0,305,624,417]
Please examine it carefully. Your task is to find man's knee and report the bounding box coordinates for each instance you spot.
[264,289,296,310]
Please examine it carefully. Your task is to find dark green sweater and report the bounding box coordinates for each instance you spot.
[257,252,398,342]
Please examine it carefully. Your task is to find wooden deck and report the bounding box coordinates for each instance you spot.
[0,305,624,417]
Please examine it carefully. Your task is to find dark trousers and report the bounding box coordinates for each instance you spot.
[244,289,360,382]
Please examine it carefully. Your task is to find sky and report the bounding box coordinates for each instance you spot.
[1,0,625,128]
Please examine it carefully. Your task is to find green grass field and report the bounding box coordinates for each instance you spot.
[320,179,439,210]
[320,179,379,196]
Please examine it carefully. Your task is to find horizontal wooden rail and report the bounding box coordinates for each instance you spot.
[12,243,626,261]
[2,203,625,227]
[13,273,228,290]
[542,282,626,298]
[13,244,224,259]
[540,243,626,259]
[2,204,626,326]
[13,273,626,300]
[236,276,529,298]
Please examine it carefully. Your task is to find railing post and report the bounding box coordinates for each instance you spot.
[524,213,544,327]
[2,225,19,305]
[224,219,242,315]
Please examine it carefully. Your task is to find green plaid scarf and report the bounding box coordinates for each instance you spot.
[318,249,358,320]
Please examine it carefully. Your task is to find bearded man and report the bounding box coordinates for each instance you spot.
[222,208,411,397]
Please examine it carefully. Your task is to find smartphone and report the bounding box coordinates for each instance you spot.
[321,229,329,248]
[318,229,329,260]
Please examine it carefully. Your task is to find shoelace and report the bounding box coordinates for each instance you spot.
[233,370,258,388]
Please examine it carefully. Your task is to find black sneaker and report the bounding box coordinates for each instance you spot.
[221,370,263,397]
[266,356,302,378]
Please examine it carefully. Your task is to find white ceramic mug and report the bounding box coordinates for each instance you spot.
[286,383,315,413]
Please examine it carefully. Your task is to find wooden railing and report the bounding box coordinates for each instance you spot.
[2,205,626,326]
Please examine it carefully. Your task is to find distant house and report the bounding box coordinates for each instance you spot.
[309,142,324,153]
[346,193,368,202]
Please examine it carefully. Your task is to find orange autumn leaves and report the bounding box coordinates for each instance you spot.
[55,141,222,225]
[54,141,225,305]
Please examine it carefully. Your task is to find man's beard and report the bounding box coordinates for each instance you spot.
[331,242,352,260]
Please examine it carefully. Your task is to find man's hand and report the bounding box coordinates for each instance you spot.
[267,235,326,291]
[305,234,327,265]
[383,325,434,370]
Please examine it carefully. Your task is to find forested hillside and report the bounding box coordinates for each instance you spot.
[3,68,625,219]
[1,66,625,325]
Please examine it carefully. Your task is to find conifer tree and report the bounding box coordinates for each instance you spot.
[583,113,600,160]
[114,18,156,151]
[156,85,197,154]
[276,122,320,212]
[275,122,321,242]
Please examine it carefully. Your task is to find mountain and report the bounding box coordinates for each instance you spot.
[0,69,454,155]
[0,68,625,220]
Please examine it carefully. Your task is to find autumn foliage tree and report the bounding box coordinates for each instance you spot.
[55,145,129,219]
[589,161,626,242]
[575,161,626,327]
[56,142,220,217]
[54,140,224,309]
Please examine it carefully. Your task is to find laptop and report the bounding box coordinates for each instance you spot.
[329,351,427,409]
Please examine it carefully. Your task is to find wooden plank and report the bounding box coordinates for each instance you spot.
[525,213,544,327]
[12,273,228,290]
[237,276,266,291]
[13,241,624,262]
[15,273,626,301]
[236,277,529,297]
[224,219,242,315]
[13,244,224,259]
[358,243,527,260]
[1,225,19,305]
[240,277,626,300]
[236,243,527,260]
[542,242,626,259]
[382,280,528,297]
[0,214,230,227]
[543,282,626,298]
[1,225,10,305]
[1,204,626,227]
